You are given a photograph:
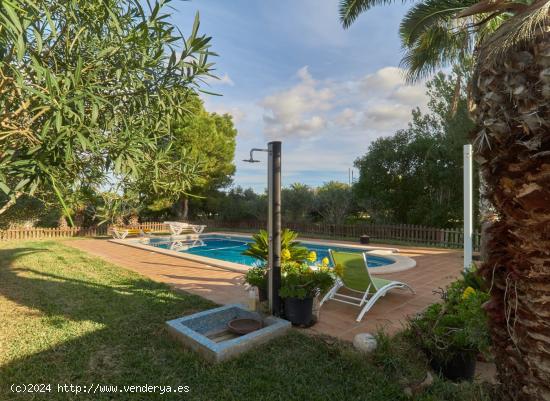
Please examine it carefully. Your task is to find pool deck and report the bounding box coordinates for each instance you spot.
[66,236,464,342]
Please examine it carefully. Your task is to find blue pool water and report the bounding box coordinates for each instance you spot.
[145,234,394,268]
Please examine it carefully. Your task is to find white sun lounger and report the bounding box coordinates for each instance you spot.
[170,239,206,251]
[164,221,206,236]
[111,227,150,239]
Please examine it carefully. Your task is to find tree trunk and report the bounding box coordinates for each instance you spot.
[0,192,21,216]
[450,68,462,116]
[175,196,189,220]
[128,214,139,227]
[471,36,550,401]
[58,215,69,229]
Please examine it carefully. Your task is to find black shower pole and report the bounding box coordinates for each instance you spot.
[242,142,282,316]
[267,141,281,316]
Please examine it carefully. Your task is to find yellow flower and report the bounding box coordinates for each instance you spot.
[281,249,291,261]
[321,257,329,266]
[462,286,476,300]
[307,251,317,263]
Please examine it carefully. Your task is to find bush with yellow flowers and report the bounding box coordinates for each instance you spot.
[278,261,335,300]
[407,266,491,366]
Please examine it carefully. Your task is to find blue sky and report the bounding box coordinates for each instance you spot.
[169,0,429,192]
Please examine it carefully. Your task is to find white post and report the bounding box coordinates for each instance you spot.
[463,144,473,271]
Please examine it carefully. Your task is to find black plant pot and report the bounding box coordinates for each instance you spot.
[258,287,268,302]
[283,297,313,326]
[430,352,477,382]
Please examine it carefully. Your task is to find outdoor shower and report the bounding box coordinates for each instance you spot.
[242,141,282,316]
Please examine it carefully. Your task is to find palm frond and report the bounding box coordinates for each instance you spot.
[400,0,478,46]
[477,0,550,63]
[475,13,508,42]
[400,23,472,82]
[339,0,399,28]
[457,0,528,18]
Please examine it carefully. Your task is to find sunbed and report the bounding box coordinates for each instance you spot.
[320,250,415,322]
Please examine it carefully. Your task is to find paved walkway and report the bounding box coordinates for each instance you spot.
[66,238,463,342]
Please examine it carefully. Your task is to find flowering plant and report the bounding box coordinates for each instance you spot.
[408,267,491,362]
[278,261,335,300]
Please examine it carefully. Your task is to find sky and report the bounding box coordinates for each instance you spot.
[169,0,429,192]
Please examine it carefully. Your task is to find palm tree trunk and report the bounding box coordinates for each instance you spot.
[472,35,550,401]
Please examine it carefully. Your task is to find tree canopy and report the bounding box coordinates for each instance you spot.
[314,182,353,225]
[353,68,477,227]
[0,0,215,222]
[282,183,315,222]
[142,96,238,219]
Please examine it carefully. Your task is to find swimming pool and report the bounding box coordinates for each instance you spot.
[144,234,394,268]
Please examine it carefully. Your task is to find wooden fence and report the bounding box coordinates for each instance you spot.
[1,220,481,251]
[197,220,482,251]
[0,222,166,241]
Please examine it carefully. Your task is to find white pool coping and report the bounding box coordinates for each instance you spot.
[109,231,416,275]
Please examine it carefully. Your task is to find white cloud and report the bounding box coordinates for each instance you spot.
[218,73,235,86]
[258,65,428,139]
[363,104,412,130]
[360,66,405,92]
[390,85,428,105]
[209,65,430,191]
[335,108,359,127]
[205,72,235,87]
[260,66,334,138]
[208,105,245,124]
[345,66,429,131]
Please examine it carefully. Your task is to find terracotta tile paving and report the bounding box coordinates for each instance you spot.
[65,238,464,342]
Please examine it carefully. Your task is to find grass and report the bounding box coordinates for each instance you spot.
[0,240,492,401]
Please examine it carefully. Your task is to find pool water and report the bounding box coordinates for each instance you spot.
[145,234,394,268]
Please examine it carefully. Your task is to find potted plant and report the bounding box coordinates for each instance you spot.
[244,266,268,302]
[408,269,490,381]
[279,261,335,326]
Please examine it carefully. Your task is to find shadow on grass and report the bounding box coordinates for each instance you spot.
[0,243,220,400]
[0,242,491,401]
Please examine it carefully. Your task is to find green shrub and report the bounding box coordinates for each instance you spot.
[461,264,487,292]
[408,267,491,363]
[244,266,267,290]
[0,195,60,229]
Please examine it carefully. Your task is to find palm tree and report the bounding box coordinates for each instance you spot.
[464,4,550,400]
[339,1,550,399]
[340,0,475,79]
[340,0,500,112]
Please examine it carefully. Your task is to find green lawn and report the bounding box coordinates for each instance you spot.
[0,241,492,401]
